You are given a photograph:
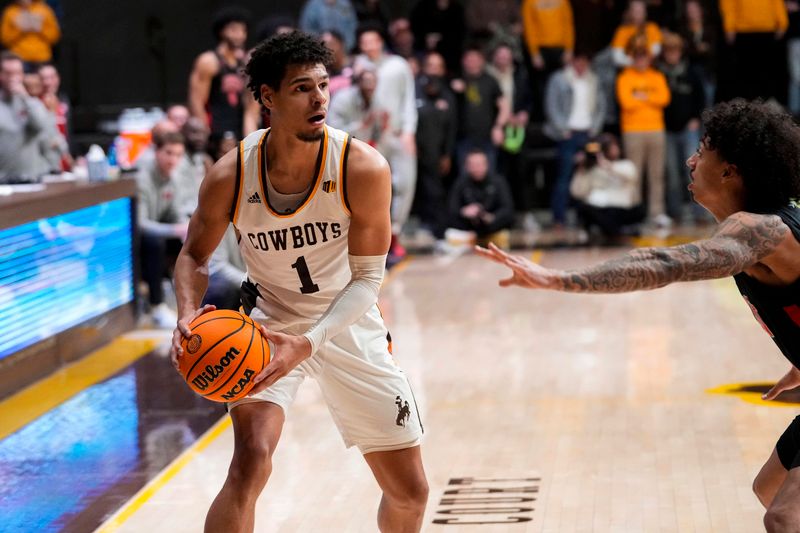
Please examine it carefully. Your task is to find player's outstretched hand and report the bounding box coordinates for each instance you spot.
[170,304,217,370]
[248,327,312,396]
[474,243,558,290]
[762,365,800,401]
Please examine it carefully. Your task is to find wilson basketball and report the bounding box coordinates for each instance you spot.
[178,310,270,402]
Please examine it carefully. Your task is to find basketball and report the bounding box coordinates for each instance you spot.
[178,309,270,403]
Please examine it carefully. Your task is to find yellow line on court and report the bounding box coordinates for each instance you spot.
[384,254,414,284]
[94,416,232,533]
[0,336,159,441]
[629,234,697,248]
[96,261,414,532]
[531,250,544,263]
[706,382,797,408]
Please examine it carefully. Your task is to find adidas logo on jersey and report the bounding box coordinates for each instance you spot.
[247,192,261,204]
[322,180,336,193]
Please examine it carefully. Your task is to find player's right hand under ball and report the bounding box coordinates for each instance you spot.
[170,304,217,370]
[248,326,312,396]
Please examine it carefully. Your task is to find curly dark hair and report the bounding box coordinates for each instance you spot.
[245,31,333,105]
[212,6,251,42]
[703,99,800,213]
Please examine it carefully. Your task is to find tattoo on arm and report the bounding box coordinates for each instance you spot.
[557,213,788,293]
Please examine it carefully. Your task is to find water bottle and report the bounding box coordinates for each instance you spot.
[87,144,108,182]
[107,144,117,167]
[106,144,120,180]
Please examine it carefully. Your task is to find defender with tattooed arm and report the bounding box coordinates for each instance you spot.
[477,100,800,532]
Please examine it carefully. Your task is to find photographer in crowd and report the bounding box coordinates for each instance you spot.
[570,133,644,243]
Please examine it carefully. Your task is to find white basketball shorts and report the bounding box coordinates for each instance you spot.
[228,305,423,454]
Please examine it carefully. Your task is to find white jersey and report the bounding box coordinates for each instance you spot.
[228,126,423,454]
[232,125,353,328]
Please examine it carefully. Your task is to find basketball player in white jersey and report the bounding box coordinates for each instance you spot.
[170,31,427,533]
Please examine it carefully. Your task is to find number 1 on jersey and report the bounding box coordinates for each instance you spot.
[291,256,320,294]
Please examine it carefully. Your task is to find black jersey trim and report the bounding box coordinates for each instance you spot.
[340,134,352,216]
[778,203,800,243]
[257,129,270,211]
[230,141,243,224]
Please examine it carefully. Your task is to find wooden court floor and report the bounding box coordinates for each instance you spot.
[100,248,796,533]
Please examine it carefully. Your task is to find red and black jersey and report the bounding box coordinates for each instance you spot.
[734,202,800,368]
[208,51,245,138]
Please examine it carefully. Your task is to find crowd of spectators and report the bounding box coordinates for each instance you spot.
[300,0,794,250]
[333,1,789,250]
[2,0,798,324]
[0,0,65,181]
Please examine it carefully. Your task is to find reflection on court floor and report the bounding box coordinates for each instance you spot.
[0,347,223,532]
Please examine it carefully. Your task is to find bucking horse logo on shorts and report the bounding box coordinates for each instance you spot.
[395,395,411,427]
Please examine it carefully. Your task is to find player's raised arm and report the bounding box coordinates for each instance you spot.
[188,51,217,124]
[170,147,238,363]
[476,211,789,293]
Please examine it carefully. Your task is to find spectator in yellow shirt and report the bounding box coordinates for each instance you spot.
[721,0,787,40]
[610,0,662,67]
[616,39,671,228]
[0,0,60,68]
[717,0,788,102]
[521,0,574,69]
[521,0,574,121]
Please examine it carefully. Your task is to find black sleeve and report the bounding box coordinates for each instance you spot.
[689,67,706,120]
[489,77,503,122]
[487,174,515,232]
[447,176,468,224]
[444,92,458,156]
[513,68,533,114]
[778,205,800,244]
